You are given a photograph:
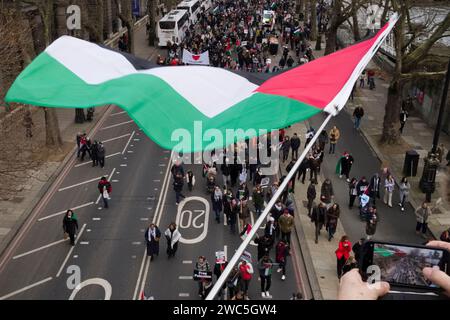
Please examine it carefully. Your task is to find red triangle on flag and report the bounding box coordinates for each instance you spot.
[192,55,201,61]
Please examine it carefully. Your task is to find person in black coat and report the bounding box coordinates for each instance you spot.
[352,238,365,266]
[97,141,106,168]
[368,173,381,205]
[144,223,161,261]
[91,141,99,167]
[254,234,274,261]
[290,133,301,160]
[297,157,309,184]
[306,182,316,217]
[311,203,327,244]
[340,152,354,182]
[63,210,79,246]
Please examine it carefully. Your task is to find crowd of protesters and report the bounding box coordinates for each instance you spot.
[157,0,315,71]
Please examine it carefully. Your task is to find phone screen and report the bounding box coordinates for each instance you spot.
[373,243,446,288]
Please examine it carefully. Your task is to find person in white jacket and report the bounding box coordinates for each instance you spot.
[383,174,395,208]
[165,222,181,258]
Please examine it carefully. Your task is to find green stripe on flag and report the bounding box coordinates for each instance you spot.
[6,52,321,152]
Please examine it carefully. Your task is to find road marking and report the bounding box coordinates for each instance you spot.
[132,250,148,301]
[123,157,127,160]
[133,139,140,141]
[176,197,210,244]
[134,151,173,300]
[224,245,228,260]
[179,293,190,297]
[38,202,94,221]
[0,277,53,300]
[120,164,127,167]
[101,120,134,130]
[73,255,78,258]
[153,180,161,182]
[80,241,89,245]
[127,150,134,153]
[130,145,134,147]
[102,133,131,143]
[224,216,227,226]
[110,111,126,116]
[182,260,192,264]
[147,207,152,210]
[178,276,193,280]
[132,242,142,245]
[69,278,112,300]
[56,223,86,278]
[140,218,149,221]
[13,238,69,259]
[122,130,136,154]
[74,152,121,167]
[112,180,119,183]
[159,164,166,167]
[58,176,103,192]
[93,218,101,221]
[87,229,91,232]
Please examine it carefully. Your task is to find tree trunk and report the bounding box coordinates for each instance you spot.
[147,0,156,46]
[324,28,338,55]
[310,0,317,41]
[352,7,360,41]
[75,108,86,123]
[44,108,63,148]
[315,33,322,50]
[381,81,402,144]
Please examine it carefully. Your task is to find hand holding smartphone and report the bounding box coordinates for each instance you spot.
[359,240,450,300]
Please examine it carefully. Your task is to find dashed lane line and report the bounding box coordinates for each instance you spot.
[74,152,121,168]
[56,223,87,278]
[13,239,69,260]
[110,111,126,116]
[0,277,53,300]
[178,276,193,280]
[101,120,134,130]
[38,202,94,222]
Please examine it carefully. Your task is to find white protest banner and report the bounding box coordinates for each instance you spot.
[182,49,210,65]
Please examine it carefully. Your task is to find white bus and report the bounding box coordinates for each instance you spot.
[177,0,201,25]
[157,9,189,47]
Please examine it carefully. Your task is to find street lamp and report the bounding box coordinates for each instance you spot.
[419,59,450,202]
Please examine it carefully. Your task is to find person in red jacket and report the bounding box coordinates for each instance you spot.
[238,260,253,299]
[98,176,112,208]
[335,235,352,278]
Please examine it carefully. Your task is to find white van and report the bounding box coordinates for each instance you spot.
[177,0,201,25]
[157,9,190,47]
[200,0,213,11]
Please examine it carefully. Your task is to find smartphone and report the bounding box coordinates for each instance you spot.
[360,241,450,298]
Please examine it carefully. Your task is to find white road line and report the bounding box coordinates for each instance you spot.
[158,164,166,167]
[178,276,193,280]
[101,120,134,130]
[132,242,142,245]
[132,250,148,300]
[56,223,86,278]
[153,180,161,182]
[140,218,149,221]
[38,202,94,222]
[92,218,101,221]
[122,131,136,154]
[182,260,193,264]
[133,139,140,141]
[102,133,131,143]
[13,239,69,259]
[127,151,134,153]
[110,111,126,116]
[112,180,119,183]
[179,293,190,297]
[58,176,103,192]
[0,277,53,300]
[120,164,127,167]
[134,151,173,299]
[74,152,121,167]
[224,245,228,261]
[79,242,89,245]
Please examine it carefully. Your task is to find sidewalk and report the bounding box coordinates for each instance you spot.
[0,21,162,257]
[347,60,450,239]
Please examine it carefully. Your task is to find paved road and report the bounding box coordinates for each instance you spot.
[0,106,302,300]
[307,110,425,244]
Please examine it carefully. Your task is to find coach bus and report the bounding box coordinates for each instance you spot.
[177,0,201,25]
[157,9,189,47]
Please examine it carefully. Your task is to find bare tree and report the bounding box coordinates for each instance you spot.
[380,0,450,144]
[113,0,134,53]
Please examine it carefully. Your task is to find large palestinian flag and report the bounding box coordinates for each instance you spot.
[5,15,397,152]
